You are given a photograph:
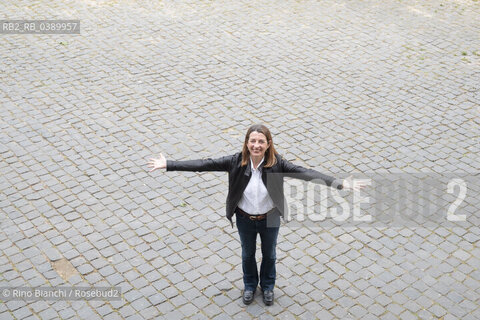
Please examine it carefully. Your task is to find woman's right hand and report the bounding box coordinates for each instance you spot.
[147,153,167,172]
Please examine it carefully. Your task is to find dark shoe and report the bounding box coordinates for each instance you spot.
[262,289,274,306]
[242,290,254,305]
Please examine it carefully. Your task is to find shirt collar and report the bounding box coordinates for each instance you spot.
[250,157,264,172]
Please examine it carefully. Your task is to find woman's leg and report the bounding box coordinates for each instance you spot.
[259,222,279,291]
[236,214,259,291]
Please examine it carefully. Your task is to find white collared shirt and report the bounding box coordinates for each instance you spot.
[237,157,275,215]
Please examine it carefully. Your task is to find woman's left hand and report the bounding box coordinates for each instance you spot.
[342,175,368,191]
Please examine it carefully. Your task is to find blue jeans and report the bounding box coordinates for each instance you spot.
[236,211,280,292]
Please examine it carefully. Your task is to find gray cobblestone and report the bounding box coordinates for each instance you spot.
[1,0,479,319]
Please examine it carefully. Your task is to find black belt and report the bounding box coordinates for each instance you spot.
[236,207,277,221]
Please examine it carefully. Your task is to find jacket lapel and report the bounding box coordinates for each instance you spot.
[261,163,270,186]
[244,159,251,176]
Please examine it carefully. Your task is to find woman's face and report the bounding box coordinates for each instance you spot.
[247,131,270,158]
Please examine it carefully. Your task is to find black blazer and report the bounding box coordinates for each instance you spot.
[166,152,343,226]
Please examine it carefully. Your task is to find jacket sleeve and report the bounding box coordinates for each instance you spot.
[280,157,344,189]
[166,154,233,172]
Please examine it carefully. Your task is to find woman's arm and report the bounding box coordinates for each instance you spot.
[280,157,367,191]
[280,157,344,189]
[147,153,233,172]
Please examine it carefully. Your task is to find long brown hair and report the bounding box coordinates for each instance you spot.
[241,124,278,167]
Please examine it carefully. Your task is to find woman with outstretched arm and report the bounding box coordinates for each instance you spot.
[147,124,364,306]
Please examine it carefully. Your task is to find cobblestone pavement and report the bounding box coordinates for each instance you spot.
[1,0,479,319]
